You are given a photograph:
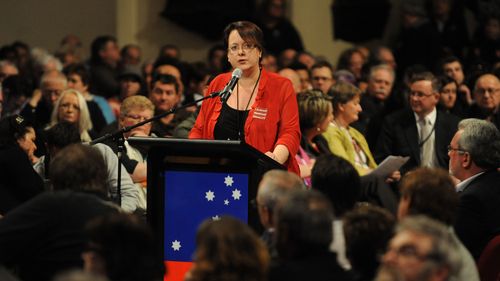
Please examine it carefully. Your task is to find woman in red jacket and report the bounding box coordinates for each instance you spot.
[189,21,300,174]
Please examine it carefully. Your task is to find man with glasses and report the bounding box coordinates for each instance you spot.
[450,118,500,259]
[378,216,462,281]
[20,70,67,129]
[468,73,500,130]
[375,72,460,174]
[310,61,334,95]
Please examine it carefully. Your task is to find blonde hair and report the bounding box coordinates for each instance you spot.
[120,95,155,118]
[297,89,332,132]
[49,89,93,142]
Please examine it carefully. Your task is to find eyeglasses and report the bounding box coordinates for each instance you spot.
[385,244,439,261]
[124,114,150,122]
[447,145,466,154]
[228,43,256,54]
[409,91,435,98]
[475,88,500,95]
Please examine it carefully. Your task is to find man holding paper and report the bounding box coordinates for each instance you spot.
[375,72,460,174]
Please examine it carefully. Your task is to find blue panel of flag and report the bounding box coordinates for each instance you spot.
[163,171,249,262]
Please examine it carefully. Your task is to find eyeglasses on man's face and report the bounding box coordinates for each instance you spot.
[447,145,466,154]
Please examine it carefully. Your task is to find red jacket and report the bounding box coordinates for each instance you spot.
[189,69,300,174]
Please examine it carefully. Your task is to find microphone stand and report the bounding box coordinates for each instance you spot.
[90,90,225,207]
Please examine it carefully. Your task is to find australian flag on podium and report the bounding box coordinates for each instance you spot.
[163,171,249,281]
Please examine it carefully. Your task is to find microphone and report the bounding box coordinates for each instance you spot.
[219,68,242,102]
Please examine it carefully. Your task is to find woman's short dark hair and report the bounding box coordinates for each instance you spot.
[63,63,90,86]
[311,154,361,217]
[328,81,361,112]
[223,21,264,53]
[437,75,458,92]
[188,216,269,281]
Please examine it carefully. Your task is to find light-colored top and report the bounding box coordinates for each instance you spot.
[414,108,438,167]
[330,219,351,270]
[322,123,377,176]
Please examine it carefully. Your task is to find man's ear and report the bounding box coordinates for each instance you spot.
[462,152,473,169]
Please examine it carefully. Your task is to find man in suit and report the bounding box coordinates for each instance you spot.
[467,74,500,130]
[374,72,460,174]
[450,118,500,259]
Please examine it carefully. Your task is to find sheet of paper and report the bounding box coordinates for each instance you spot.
[371,155,410,178]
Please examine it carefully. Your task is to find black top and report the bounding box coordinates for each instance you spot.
[214,102,249,141]
[0,191,119,281]
[0,145,44,215]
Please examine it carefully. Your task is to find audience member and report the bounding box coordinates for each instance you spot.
[254,0,304,56]
[158,44,181,60]
[0,144,119,281]
[261,53,278,73]
[289,61,311,91]
[152,57,185,97]
[311,154,361,269]
[439,56,473,106]
[428,0,469,58]
[48,89,95,142]
[255,169,304,256]
[186,216,269,281]
[107,72,144,119]
[310,61,334,94]
[1,75,32,117]
[120,44,142,75]
[0,115,43,215]
[352,64,396,146]
[436,75,467,118]
[394,1,442,77]
[278,48,297,69]
[33,122,141,213]
[64,63,109,131]
[295,51,316,70]
[82,213,165,281]
[343,204,395,281]
[206,44,226,75]
[468,73,500,129]
[88,36,121,98]
[278,68,301,93]
[370,46,397,70]
[270,189,353,281]
[378,216,462,281]
[450,118,500,259]
[20,70,67,129]
[398,167,479,280]
[148,74,189,137]
[336,47,365,85]
[375,72,460,174]
[296,90,333,185]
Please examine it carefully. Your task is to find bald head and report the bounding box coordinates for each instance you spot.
[474,74,500,111]
[279,68,301,93]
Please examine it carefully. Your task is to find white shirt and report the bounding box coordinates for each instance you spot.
[414,108,438,167]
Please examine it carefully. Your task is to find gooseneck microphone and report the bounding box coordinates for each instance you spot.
[219,68,242,102]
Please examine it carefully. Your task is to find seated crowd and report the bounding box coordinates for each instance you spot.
[1,1,500,280]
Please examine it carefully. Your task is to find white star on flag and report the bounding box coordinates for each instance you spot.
[224,175,234,186]
[205,190,215,201]
[224,199,230,205]
[232,189,242,200]
[212,215,220,221]
[172,240,181,251]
